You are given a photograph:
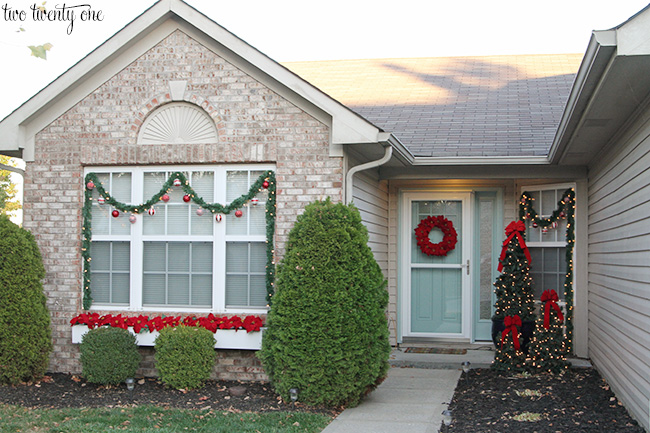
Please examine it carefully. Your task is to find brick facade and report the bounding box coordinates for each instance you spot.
[23,30,342,379]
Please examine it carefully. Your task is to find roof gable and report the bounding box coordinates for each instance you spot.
[0,0,384,160]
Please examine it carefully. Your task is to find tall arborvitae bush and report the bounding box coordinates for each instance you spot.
[492,221,535,372]
[259,199,390,407]
[0,215,52,384]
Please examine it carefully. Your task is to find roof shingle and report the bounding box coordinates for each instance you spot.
[283,54,582,157]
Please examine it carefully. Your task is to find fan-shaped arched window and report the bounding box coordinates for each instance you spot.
[138,102,217,144]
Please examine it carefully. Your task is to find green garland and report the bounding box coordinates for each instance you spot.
[82,170,276,310]
[518,188,575,353]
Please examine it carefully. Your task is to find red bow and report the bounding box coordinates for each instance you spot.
[541,289,564,329]
[498,221,532,272]
[500,315,522,351]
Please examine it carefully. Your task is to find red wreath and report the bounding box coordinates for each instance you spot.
[415,215,458,256]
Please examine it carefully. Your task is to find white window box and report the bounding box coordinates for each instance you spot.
[71,325,264,350]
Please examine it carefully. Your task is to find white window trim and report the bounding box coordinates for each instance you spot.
[84,164,275,314]
[519,182,576,306]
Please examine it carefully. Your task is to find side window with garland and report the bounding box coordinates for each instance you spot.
[82,165,276,313]
[521,185,573,302]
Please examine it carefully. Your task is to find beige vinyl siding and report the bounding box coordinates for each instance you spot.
[588,110,650,431]
[351,168,389,276]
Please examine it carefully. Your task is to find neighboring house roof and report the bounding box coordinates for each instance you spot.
[284,54,582,158]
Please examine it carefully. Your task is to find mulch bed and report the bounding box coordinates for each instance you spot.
[446,368,645,432]
[0,373,338,417]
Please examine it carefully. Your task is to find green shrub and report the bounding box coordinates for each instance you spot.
[154,326,216,389]
[0,215,52,384]
[79,327,141,385]
[259,199,390,407]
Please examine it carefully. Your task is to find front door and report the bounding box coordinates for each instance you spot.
[402,192,471,339]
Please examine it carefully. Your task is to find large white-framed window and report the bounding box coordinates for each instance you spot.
[86,164,274,314]
[521,183,575,302]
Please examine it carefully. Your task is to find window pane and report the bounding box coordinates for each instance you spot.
[143,206,166,235]
[91,242,110,271]
[112,243,130,271]
[112,273,130,304]
[191,275,212,306]
[250,204,266,235]
[529,246,566,301]
[111,172,132,203]
[541,189,556,216]
[168,243,190,272]
[143,274,165,305]
[226,210,248,235]
[144,172,165,199]
[250,275,267,307]
[226,275,248,306]
[143,243,166,272]
[91,204,110,236]
[191,205,213,235]
[227,171,248,202]
[250,242,266,271]
[91,273,110,303]
[167,205,189,235]
[226,243,248,273]
[168,275,190,305]
[191,243,213,272]
[191,171,214,199]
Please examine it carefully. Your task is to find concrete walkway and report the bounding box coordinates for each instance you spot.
[321,367,461,433]
[321,346,591,433]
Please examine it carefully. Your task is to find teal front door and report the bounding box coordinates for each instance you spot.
[402,192,471,339]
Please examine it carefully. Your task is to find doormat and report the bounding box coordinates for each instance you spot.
[403,347,467,355]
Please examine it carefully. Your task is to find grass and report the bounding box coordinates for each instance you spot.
[0,404,332,433]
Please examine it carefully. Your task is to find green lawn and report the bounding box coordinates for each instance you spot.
[0,404,332,433]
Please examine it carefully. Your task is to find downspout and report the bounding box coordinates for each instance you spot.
[345,145,393,204]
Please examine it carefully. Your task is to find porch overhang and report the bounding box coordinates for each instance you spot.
[549,5,650,166]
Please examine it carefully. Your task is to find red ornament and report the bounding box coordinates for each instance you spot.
[112,210,120,218]
[86,181,95,190]
[262,180,269,189]
[250,198,259,206]
[173,179,182,187]
[235,210,243,218]
[196,208,204,216]
[161,194,170,202]
[183,195,191,202]
[215,213,223,222]
[532,221,538,228]
[129,215,137,224]
[97,196,105,205]
[414,215,458,257]
[147,207,156,216]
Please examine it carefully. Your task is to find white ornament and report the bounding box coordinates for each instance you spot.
[250,198,259,206]
[173,179,182,187]
[196,208,204,216]
[215,213,223,222]
[97,196,105,205]
[129,215,137,224]
[148,207,156,216]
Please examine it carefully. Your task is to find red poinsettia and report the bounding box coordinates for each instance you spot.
[414,215,458,256]
[70,313,264,334]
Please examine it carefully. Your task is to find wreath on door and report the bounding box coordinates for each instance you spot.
[415,215,458,256]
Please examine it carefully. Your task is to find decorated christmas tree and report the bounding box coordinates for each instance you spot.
[492,220,536,372]
[527,289,569,373]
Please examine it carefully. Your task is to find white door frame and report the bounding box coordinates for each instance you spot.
[400,191,473,340]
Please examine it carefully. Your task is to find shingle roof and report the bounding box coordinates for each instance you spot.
[283,54,582,158]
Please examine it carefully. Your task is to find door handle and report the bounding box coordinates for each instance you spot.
[460,259,470,275]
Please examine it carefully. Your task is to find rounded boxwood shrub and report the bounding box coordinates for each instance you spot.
[154,325,216,389]
[259,199,390,407]
[0,215,52,384]
[79,327,141,385]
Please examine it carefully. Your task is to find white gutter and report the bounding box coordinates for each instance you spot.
[345,145,393,204]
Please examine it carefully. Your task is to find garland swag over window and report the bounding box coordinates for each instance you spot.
[82,170,276,310]
[519,188,575,352]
